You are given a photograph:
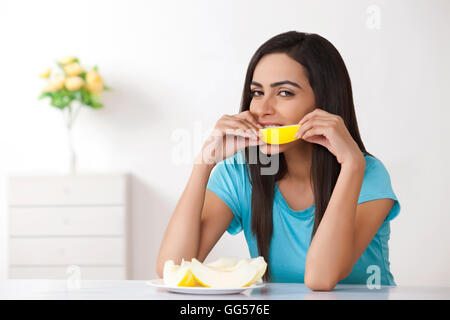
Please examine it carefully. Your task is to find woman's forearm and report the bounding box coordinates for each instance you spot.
[305,157,365,290]
[156,155,215,277]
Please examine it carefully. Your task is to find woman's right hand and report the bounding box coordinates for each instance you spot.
[196,111,264,165]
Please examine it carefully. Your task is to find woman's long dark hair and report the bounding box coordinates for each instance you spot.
[240,31,374,282]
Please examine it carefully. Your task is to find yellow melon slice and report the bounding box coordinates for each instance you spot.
[259,124,301,144]
[245,257,268,286]
[189,257,267,288]
[204,257,239,271]
[163,259,199,287]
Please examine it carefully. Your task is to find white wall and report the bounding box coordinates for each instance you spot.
[0,0,449,286]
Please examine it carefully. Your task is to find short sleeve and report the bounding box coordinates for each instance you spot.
[206,153,245,235]
[358,156,401,222]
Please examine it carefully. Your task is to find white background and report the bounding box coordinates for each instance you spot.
[0,0,449,286]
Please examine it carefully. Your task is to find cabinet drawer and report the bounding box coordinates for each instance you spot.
[10,238,125,265]
[9,266,126,280]
[8,174,128,206]
[10,207,125,236]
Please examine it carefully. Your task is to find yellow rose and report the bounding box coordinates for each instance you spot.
[63,62,83,76]
[85,70,104,94]
[39,68,51,78]
[64,76,84,91]
[42,75,65,92]
[59,56,76,65]
[42,83,55,92]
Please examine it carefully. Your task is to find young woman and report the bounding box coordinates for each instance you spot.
[157,31,400,291]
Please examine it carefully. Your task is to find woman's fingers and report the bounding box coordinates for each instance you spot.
[222,117,259,139]
[236,111,264,130]
[202,111,264,165]
[295,117,332,139]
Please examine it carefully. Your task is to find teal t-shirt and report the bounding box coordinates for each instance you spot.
[206,150,401,286]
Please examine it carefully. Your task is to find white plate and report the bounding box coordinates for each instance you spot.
[146,279,265,295]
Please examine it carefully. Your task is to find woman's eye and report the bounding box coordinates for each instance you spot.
[279,90,294,97]
[250,90,263,97]
[250,90,294,97]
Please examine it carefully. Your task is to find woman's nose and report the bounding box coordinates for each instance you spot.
[250,96,276,115]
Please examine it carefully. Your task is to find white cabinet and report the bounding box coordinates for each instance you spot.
[7,174,129,280]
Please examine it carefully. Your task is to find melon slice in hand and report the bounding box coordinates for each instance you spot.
[259,124,301,144]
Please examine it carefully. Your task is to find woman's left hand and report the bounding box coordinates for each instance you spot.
[294,108,365,166]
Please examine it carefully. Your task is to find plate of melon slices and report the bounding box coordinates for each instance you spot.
[146,278,265,295]
[146,257,267,295]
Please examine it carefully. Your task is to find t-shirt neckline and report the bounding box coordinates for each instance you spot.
[275,182,315,218]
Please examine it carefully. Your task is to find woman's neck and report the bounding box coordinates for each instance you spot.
[282,142,313,185]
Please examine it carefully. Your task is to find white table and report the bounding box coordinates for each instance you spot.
[0,280,449,300]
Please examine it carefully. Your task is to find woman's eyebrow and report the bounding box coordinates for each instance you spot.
[251,80,301,89]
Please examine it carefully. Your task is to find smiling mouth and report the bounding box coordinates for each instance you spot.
[261,124,283,129]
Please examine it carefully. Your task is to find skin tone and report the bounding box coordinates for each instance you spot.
[249,53,316,193]
[248,53,394,291]
[249,52,367,193]
[157,52,394,291]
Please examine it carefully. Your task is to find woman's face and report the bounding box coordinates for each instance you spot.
[249,53,316,154]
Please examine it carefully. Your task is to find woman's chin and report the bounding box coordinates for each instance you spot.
[259,139,299,154]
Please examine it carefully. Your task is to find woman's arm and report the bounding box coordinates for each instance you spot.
[155,157,215,277]
[304,157,394,291]
[156,111,262,278]
[304,159,364,291]
[296,108,394,291]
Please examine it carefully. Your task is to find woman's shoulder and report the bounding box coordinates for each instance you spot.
[212,150,248,181]
[222,150,247,165]
[363,153,389,175]
[360,152,400,220]
[360,152,396,195]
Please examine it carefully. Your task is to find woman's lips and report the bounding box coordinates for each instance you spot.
[259,122,283,128]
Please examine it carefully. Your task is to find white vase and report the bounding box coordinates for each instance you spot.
[68,127,77,175]
[65,102,82,175]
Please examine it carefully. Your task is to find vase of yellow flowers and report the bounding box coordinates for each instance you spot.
[39,56,110,174]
